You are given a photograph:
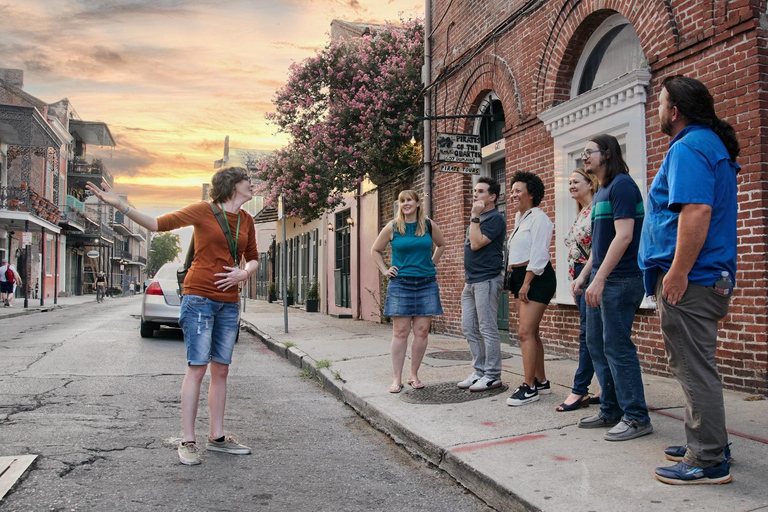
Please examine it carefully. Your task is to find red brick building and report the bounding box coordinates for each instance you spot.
[424,0,767,393]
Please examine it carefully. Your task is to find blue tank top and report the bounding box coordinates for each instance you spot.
[390,222,436,277]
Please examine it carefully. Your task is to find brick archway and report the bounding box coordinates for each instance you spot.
[436,54,522,135]
[535,0,678,113]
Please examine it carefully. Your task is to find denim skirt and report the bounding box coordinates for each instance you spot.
[384,275,443,317]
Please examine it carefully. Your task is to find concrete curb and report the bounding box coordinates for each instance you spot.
[239,318,529,511]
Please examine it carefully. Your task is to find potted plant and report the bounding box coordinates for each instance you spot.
[305,279,319,312]
[267,282,276,303]
[285,279,294,307]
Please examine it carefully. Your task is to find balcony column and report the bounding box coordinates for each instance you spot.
[40,225,45,307]
[54,233,59,305]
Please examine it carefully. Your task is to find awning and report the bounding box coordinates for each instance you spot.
[69,120,116,147]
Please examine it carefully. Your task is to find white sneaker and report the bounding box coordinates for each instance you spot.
[457,371,483,389]
[469,375,502,392]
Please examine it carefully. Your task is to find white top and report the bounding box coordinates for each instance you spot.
[506,207,554,275]
[0,264,8,283]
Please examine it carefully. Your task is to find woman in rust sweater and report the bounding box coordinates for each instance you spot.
[86,166,259,466]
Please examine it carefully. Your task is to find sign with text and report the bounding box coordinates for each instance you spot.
[436,133,482,164]
[439,164,480,175]
[22,232,32,246]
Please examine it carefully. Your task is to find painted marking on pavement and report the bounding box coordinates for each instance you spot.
[481,421,498,427]
[450,434,547,453]
[650,406,768,445]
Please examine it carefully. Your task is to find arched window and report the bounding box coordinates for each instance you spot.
[539,13,652,307]
[572,14,645,97]
[479,99,505,147]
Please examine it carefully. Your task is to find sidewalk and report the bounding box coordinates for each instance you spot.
[239,300,768,512]
[0,293,124,320]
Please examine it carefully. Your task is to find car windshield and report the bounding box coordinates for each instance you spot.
[155,263,181,280]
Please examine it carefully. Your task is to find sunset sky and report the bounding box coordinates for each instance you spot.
[1,0,423,216]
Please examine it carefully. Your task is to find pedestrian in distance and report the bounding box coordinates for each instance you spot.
[0,259,22,308]
[504,171,556,407]
[371,190,446,393]
[557,168,600,412]
[93,271,106,303]
[457,177,507,392]
[640,75,739,485]
[86,165,259,466]
[570,134,653,441]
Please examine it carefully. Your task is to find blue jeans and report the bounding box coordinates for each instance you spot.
[586,272,650,423]
[571,264,594,395]
[179,294,240,366]
[461,274,503,379]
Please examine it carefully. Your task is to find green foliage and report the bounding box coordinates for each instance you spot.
[148,232,181,276]
[268,281,277,295]
[316,359,330,369]
[301,366,313,378]
[307,279,319,300]
[283,341,295,348]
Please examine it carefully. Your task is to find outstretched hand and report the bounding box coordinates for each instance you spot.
[85,181,122,209]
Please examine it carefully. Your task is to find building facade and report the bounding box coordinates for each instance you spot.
[425,0,767,393]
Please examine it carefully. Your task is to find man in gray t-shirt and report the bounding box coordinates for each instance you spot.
[457,177,506,392]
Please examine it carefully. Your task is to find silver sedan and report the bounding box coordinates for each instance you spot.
[140,262,182,337]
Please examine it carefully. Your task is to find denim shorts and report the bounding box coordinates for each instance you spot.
[179,294,240,366]
[384,275,443,317]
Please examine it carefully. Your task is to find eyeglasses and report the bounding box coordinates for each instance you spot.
[581,149,603,160]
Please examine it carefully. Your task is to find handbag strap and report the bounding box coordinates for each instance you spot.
[210,202,239,264]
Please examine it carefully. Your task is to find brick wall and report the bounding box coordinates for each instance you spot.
[427,0,768,393]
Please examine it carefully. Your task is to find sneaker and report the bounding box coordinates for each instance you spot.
[533,378,551,395]
[469,375,502,392]
[654,460,732,485]
[206,435,251,455]
[604,418,654,441]
[578,413,621,429]
[178,442,201,465]
[457,371,483,389]
[506,383,539,406]
[665,443,733,463]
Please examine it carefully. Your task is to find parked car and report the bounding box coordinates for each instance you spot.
[140,262,182,337]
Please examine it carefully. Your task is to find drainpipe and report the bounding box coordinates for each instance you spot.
[423,1,433,217]
[356,183,362,320]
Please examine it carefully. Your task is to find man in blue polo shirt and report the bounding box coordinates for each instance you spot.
[640,75,740,485]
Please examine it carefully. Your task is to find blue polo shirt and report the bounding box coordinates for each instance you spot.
[591,173,644,277]
[639,124,740,295]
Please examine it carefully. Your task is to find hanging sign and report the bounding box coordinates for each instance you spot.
[86,250,99,259]
[439,164,480,175]
[436,133,482,164]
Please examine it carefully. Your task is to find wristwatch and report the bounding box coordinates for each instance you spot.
[470,217,480,223]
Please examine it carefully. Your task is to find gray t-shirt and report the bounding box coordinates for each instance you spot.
[464,208,505,283]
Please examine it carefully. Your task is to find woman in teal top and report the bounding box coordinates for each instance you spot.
[371,190,446,394]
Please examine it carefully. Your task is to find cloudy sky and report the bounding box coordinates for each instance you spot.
[1,0,423,215]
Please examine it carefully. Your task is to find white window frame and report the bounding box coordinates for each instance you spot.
[539,69,653,307]
[571,14,640,98]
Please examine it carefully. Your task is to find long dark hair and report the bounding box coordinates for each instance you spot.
[662,75,740,160]
[589,134,629,187]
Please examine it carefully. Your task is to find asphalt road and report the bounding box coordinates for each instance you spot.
[0,297,490,511]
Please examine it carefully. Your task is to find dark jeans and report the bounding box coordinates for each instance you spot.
[571,264,594,395]
[586,271,650,424]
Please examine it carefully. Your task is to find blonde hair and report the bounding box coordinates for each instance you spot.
[572,168,598,213]
[393,190,427,236]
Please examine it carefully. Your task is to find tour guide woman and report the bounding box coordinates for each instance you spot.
[505,171,556,407]
[86,166,259,466]
[371,190,446,393]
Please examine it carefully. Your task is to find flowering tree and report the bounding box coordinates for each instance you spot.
[256,19,424,222]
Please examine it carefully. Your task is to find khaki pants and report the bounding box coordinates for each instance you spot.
[656,273,730,467]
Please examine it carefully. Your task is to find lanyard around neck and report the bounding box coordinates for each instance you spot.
[217,203,240,262]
